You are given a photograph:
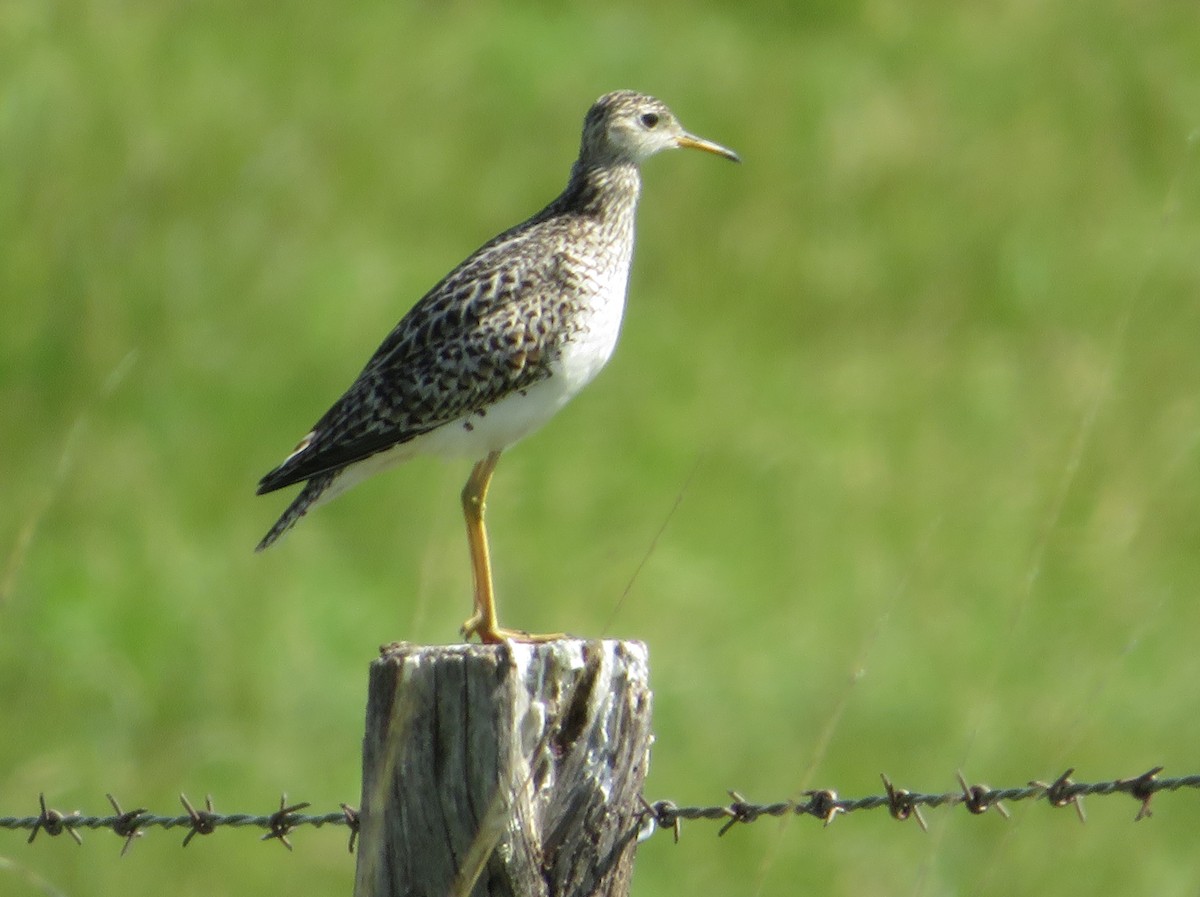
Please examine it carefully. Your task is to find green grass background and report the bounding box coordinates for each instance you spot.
[3,1,1199,894]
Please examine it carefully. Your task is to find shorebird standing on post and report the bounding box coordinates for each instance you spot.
[256,90,739,643]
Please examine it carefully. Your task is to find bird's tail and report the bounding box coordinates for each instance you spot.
[255,471,339,552]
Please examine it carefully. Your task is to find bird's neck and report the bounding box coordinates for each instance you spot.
[558,160,642,222]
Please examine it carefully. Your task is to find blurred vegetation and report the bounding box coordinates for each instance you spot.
[2,0,1199,894]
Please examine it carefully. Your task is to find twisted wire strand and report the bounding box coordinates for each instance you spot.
[2,768,1195,852]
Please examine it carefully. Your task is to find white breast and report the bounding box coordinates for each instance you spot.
[554,241,634,393]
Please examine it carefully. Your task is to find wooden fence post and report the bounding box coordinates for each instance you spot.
[353,640,652,897]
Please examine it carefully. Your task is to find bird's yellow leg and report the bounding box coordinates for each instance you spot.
[459,451,564,644]
[460,452,502,642]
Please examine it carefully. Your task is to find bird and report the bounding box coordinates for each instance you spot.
[256,90,739,644]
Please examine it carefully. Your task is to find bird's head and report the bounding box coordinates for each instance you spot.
[580,90,740,166]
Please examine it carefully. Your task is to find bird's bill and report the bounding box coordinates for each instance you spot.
[676,132,741,163]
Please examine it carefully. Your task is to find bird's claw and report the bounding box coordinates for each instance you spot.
[460,614,565,645]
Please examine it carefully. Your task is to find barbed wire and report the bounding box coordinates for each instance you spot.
[639,766,1195,840]
[1,766,1194,854]
[1,793,359,855]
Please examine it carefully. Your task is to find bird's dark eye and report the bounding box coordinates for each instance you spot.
[640,112,660,129]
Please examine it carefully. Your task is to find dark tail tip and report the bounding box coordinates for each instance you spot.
[254,471,333,553]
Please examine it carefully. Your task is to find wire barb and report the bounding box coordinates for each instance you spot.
[880,774,928,832]
[1119,766,1163,821]
[718,791,761,836]
[261,793,311,851]
[27,793,82,846]
[801,789,844,827]
[340,803,360,853]
[180,793,218,847]
[956,772,1010,819]
[1031,768,1087,823]
[106,793,148,856]
[638,796,682,843]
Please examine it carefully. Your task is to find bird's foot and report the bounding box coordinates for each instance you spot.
[460,613,566,645]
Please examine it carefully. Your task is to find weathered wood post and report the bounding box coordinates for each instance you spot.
[353,640,652,897]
